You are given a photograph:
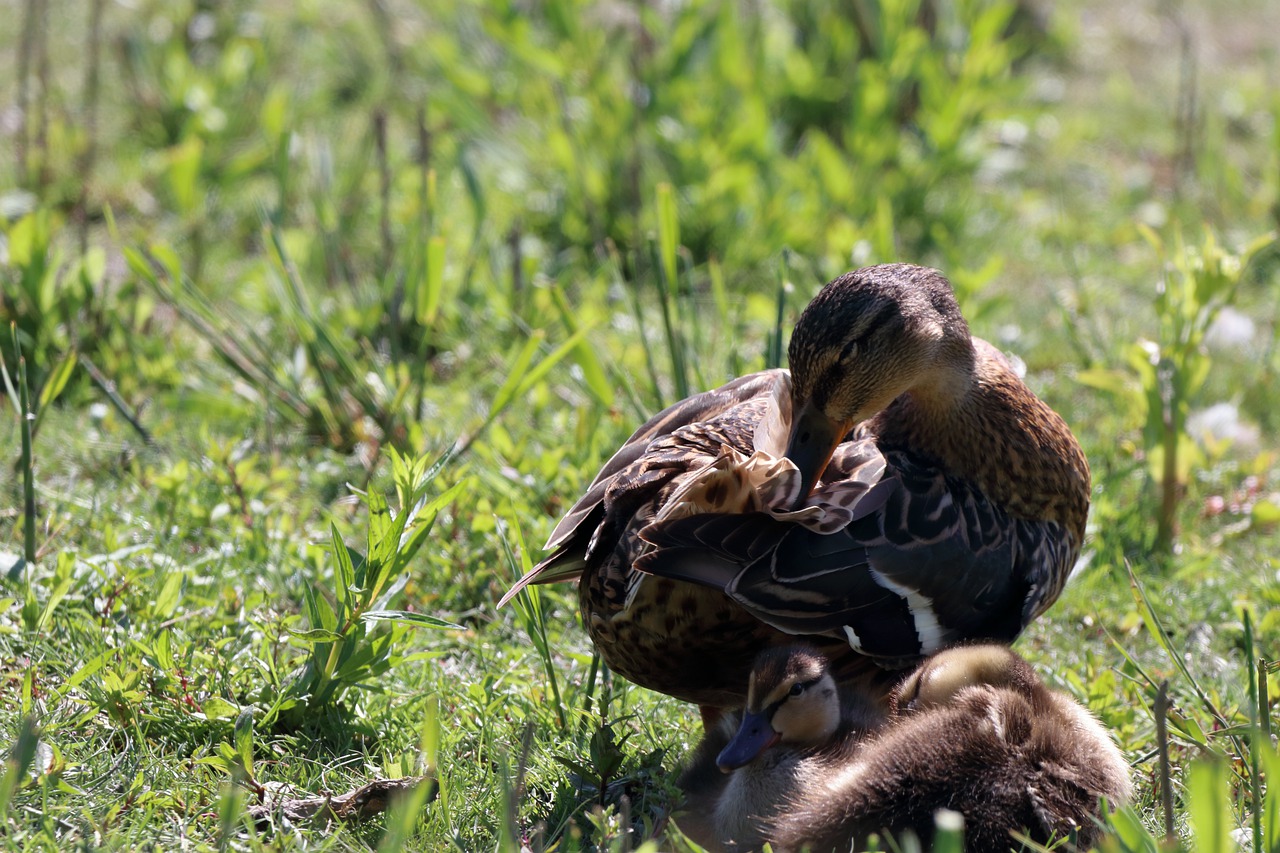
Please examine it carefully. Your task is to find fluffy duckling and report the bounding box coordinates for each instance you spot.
[676,645,885,851]
[679,644,1131,853]
[502,265,1091,720]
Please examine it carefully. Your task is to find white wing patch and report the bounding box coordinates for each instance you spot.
[868,568,947,654]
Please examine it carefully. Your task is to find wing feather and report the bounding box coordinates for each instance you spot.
[637,450,1070,659]
[498,370,785,607]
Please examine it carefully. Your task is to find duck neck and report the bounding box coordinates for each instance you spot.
[869,343,1090,538]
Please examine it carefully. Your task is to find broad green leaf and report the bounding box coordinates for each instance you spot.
[234,709,255,778]
[151,570,185,621]
[80,246,107,287]
[1187,758,1233,853]
[52,649,114,701]
[36,551,77,632]
[418,236,446,326]
[1076,368,1137,400]
[364,488,395,592]
[301,581,337,634]
[1250,500,1280,527]
[167,137,204,216]
[202,697,241,721]
[153,630,175,672]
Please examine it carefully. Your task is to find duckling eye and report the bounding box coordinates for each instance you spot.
[789,682,805,697]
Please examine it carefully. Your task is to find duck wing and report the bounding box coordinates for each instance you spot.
[636,449,1075,661]
[498,370,786,606]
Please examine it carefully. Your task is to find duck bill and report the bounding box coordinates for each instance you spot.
[783,400,847,507]
[716,711,781,772]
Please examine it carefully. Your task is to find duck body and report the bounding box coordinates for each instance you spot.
[679,644,1132,853]
[502,265,1090,710]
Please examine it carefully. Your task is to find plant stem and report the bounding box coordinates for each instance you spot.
[79,355,154,445]
[18,356,36,565]
[1157,360,1180,553]
[1245,610,1262,853]
[77,0,108,255]
[16,0,38,185]
[1155,680,1175,843]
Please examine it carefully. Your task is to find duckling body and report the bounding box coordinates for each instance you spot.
[676,646,884,850]
[677,644,1131,853]
[502,265,1090,710]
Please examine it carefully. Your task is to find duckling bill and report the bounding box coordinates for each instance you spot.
[501,264,1091,713]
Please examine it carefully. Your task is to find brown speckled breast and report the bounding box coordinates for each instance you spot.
[580,562,898,707]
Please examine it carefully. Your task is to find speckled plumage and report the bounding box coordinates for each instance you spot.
[500,264,1090,710]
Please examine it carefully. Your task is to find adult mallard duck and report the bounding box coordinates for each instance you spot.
[678,643,1131,852]
[500,264,1090,715]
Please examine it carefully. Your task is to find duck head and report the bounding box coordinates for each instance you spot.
[717,645,841,772]
[891,644,1039,714]
[784,264,975,505]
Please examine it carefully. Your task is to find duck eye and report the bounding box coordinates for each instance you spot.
[789,682,805,697]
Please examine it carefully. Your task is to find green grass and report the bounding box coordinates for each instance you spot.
[2,0,1280,850]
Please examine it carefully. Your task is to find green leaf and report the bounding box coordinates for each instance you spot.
[549,285,612,407]
[234,708,255,778]
[418,236,446,326]
[392,479,469,574]
[201,697,241,721]
[1187,758,1233,853]
[488,326,588,420]
[1250,500,1280,527]
[166,137,205,216]
[1076,368,1137,400]
[0,717,40,815]
[36,551,76,632]
[286,626,344,643]
[153,630,175,672]
[329,523,356,618]
[488,331,545,419]
[364,488,396,593]
[362,610,463,630]
[151,569,185,621]
[656,182,680,295]
[1261,741,1280,853]
[36,351,77,411]
[52,649,113,701]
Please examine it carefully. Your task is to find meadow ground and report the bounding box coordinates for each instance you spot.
[2,0,1280,850]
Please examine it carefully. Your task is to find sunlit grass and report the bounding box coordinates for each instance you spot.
[1,0,1279,850]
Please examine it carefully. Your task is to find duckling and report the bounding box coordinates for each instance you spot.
[501,265,1090,718]
[679,644,1131,853]
[676,645,886,851]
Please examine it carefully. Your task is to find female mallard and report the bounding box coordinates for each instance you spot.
[678,644,1131,852]
[500,264,1090,715]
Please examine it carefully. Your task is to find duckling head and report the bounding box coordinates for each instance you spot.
[784,264,974,503]
[717,645,840,772]
[892,644,1039,714]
